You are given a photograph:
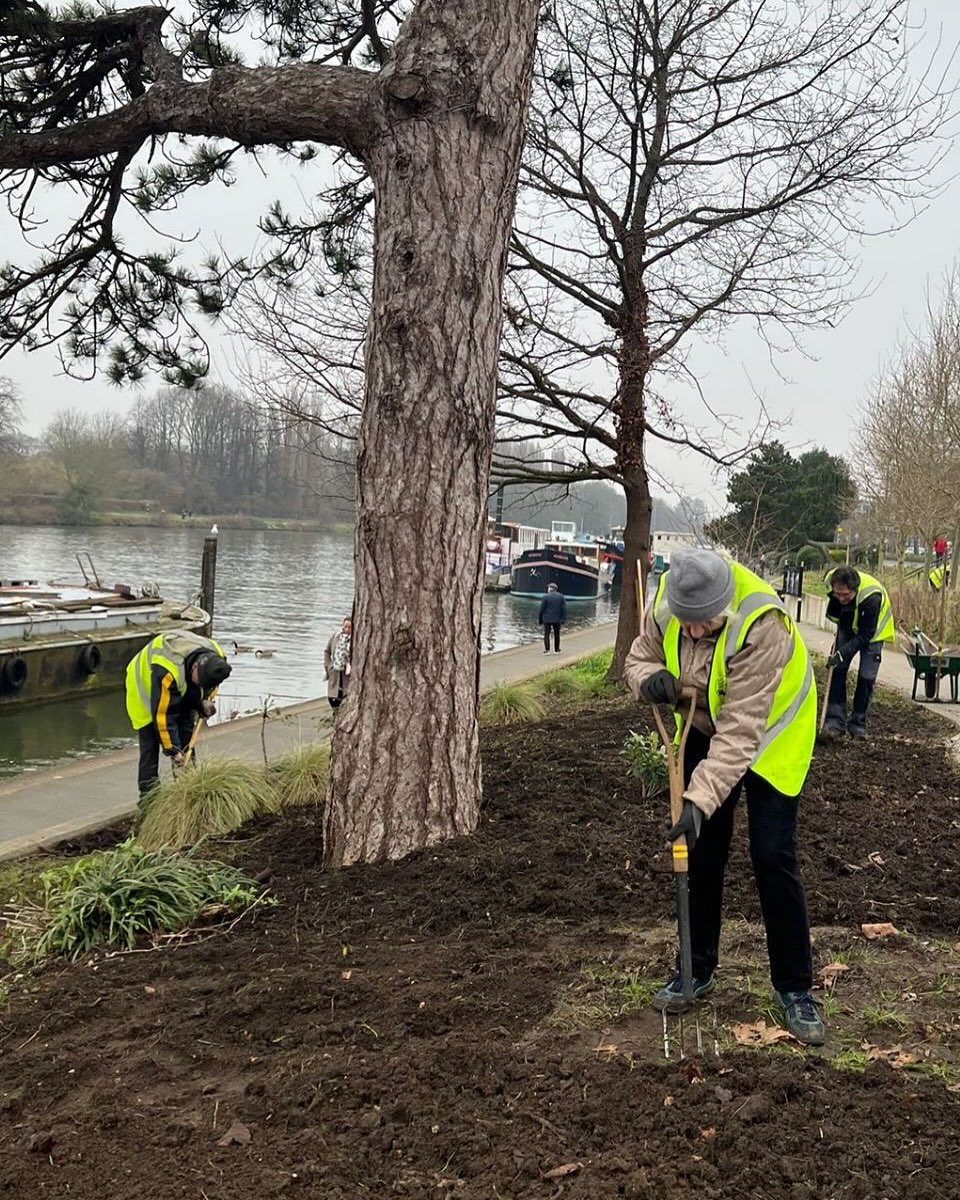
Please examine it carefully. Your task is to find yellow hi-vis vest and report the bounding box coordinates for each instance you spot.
[653,562,816,797]
[929,565,950,593]
[824,568,895,643]
[125,632,225,730]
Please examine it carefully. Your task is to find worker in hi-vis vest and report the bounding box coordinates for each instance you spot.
[125,632,231,803]
[623,548,823,1047]
[823,565,894,739]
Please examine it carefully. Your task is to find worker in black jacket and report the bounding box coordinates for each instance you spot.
[538,582,567,653]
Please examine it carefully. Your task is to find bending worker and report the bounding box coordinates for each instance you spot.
[125,631,232,803]
[823,565,895,738]
[624,549,823,1046]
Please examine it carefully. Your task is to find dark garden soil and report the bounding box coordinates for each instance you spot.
[2,683,960,1198]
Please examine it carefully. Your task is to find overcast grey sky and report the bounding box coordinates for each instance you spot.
[2,0,959,514]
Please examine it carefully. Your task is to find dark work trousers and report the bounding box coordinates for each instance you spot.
[683,727,813,994]
[137,713,197,799]
[826,630,883,732]
[543,622,561,652]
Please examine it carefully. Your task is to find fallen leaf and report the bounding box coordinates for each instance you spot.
[700,1127,716,1141]
[817,962,850,990]
[663,1095,674,1106]
[216,1119,251,1147]
[860,922,899,940]
[685,1061,705,1084]
[340,969,352,981]
[867,852,886,868]
[542,1163,581,1180]
[143,985,156,995]
[730,1020,794,1047]
[594,1042,618,1056]
[862,1042,920,1069]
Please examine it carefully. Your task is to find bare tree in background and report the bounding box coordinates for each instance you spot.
[230,0,954,681]
[0,0,541,865]
[0,376,23,454]
[501,0,953,675]
[859,269,960,578]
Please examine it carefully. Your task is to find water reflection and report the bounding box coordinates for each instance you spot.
[0,524,618,778]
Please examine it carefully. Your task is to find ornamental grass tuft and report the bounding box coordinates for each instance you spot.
[137,759,276,851]
[2,840,269,964]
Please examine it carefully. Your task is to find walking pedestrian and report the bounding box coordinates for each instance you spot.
[538,582,566,654]
[325,617,353,708]
[125,632,231,804]
[823,565,895,738]
[934,535,948,565]
[623,549,823,1045]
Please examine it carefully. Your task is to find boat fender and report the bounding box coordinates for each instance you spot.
[1,655,28,694]
[79,643,103,676]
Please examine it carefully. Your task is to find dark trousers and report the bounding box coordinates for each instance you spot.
[137,715,196,798]
[543,622,561,651]
[683,728,813,994]
[827,631,882,731]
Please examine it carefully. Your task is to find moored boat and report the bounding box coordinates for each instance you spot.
[0,579,209,707]
[510,523,602,599]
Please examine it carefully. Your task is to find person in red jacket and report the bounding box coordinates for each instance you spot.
[934,536,948,565]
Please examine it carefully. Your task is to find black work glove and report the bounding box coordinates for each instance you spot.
[667,799,704,849]
[639,669,681,706]
[200,699,217,719]
[826,651,843,669]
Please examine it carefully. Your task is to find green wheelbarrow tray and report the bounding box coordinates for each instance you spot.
[905,649,960,702]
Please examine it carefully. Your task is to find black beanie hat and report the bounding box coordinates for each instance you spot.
[197,653,232,690]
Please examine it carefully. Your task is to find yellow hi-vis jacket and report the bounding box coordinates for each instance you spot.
[125,632,225,748]
[653,562,816,797]
[824,569,895,643]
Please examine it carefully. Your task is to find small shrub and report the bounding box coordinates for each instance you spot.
[622,729,668,797]
[268,742,330,810]
[479,681,545,726]
[3,840,269,964]
[137,759,276,851]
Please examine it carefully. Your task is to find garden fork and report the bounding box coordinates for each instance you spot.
[651,687,707,1059]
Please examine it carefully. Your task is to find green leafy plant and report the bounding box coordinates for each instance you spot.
[622,730,668,797]
[3,840,270,964]
[137,759,276,851]
[479,681,545,726]
[268,742,330,809]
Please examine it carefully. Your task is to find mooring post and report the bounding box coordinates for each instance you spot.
[200,525,218,634]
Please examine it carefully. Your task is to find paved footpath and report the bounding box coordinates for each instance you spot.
[0,624,617,861]
[3,619,958,861]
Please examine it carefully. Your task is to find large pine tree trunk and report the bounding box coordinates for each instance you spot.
[324,2,540,866]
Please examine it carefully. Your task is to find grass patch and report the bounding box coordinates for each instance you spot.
[539,668,590,699]
[479,681,545,726]
[268,742,330,810]
[549,965,662,1031]
[137,760,276,851]
[863,1001,910,1032]
[621,730,668,798]
[2,840,270,964]
[568,649,616,698]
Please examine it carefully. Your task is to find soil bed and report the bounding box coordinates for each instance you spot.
[1,683,959,1197]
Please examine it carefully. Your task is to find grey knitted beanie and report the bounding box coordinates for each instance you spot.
[665,549,734,623]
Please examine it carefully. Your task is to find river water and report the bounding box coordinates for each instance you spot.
[0,524,618,778]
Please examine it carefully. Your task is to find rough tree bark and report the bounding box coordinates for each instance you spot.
[323,4,540,866]
[0,0,541,866]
